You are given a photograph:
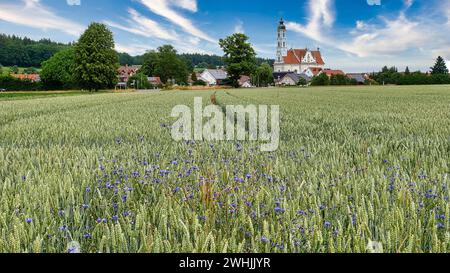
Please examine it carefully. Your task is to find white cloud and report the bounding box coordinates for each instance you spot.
[287,0,450,61]
[105,8,178,41]
[67,0,81,6]
[341,14,429,57]
[286,0,335,43]
[0,0,84,36]
[234,20,245,34]
[115,43,151,55]
[170,0,197,12]
[139,0,216,43]
[404,0,414,9]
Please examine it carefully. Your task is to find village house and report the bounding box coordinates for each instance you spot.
[10,73,40,82]
[323,69,346,78]
[278,73,310,86]
[199,69,228,86]
[238,75,252,88]
[117,65,141,84]
[148,77,162,87]
[347,73,368,84]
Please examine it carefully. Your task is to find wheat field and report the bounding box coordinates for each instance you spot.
[0,85,449,253]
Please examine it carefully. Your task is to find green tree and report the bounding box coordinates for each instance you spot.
[430,56,449,75]
[252,63,274,87]
[127,72,153,89]
[23,67,37,74]
[405,66,410,75]
[153,45,189,85]
[297,77,307,87]
[311,73,330,86]
[191,72,198,82]
[219,33,256,87]
[139,46,189,85]
[117,52,136,65]
[40,47,76,90]
[330,74,349,85]
[11,65,19,74]
[74,23,119,91]
[140,50,159,76]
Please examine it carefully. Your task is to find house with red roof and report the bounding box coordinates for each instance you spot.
[10,73,41,82]
[322,69,346,78]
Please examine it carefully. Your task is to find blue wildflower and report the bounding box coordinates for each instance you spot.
[275,207,285,214]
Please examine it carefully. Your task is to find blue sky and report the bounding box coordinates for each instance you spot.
[0,0,449,72]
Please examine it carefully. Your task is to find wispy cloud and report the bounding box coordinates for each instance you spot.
[105,8,178,41]
[138,0,216,43]
[115,43,152,55]
[287,0,450,61]
[234,20,245,34]
[0,0,84,36]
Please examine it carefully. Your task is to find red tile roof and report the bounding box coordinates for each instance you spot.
[283,49,325,65]
[306,67,323,76]
[323,69,345,77]
[148,77,162,85]
[10,74,40,82]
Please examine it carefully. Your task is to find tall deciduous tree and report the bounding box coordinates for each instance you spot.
[140,45,189,85]
[74,23,119,91]
[219,33,256,87]
[40,47,76,90]
[430,56,449,75]
[252,63,274,87]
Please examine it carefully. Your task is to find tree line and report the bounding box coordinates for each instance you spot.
[370,57,449,85]
[118,51,274,70]
[0,34,70,67]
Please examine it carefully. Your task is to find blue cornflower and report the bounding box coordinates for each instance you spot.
[297,210,307,216]
[122,211,130,217]
[437,223,445,229]
[261,236,269,243]
[319,204,327,210]
[81,204,89,209]
[59,225,68,232]
[112,215,119,221]
[26,218,33,224]
[84,233,92,239]
[324,221,332,228]
[86,187,91,193]
[275,207,285,214]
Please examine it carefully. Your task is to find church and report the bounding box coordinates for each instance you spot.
[273,19,325,78]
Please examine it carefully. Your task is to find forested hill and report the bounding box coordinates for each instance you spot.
[0,33,274,68]
[118,52,275,69]
[0,34,71,67]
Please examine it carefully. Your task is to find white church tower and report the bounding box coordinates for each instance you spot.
[276,18,287,64]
